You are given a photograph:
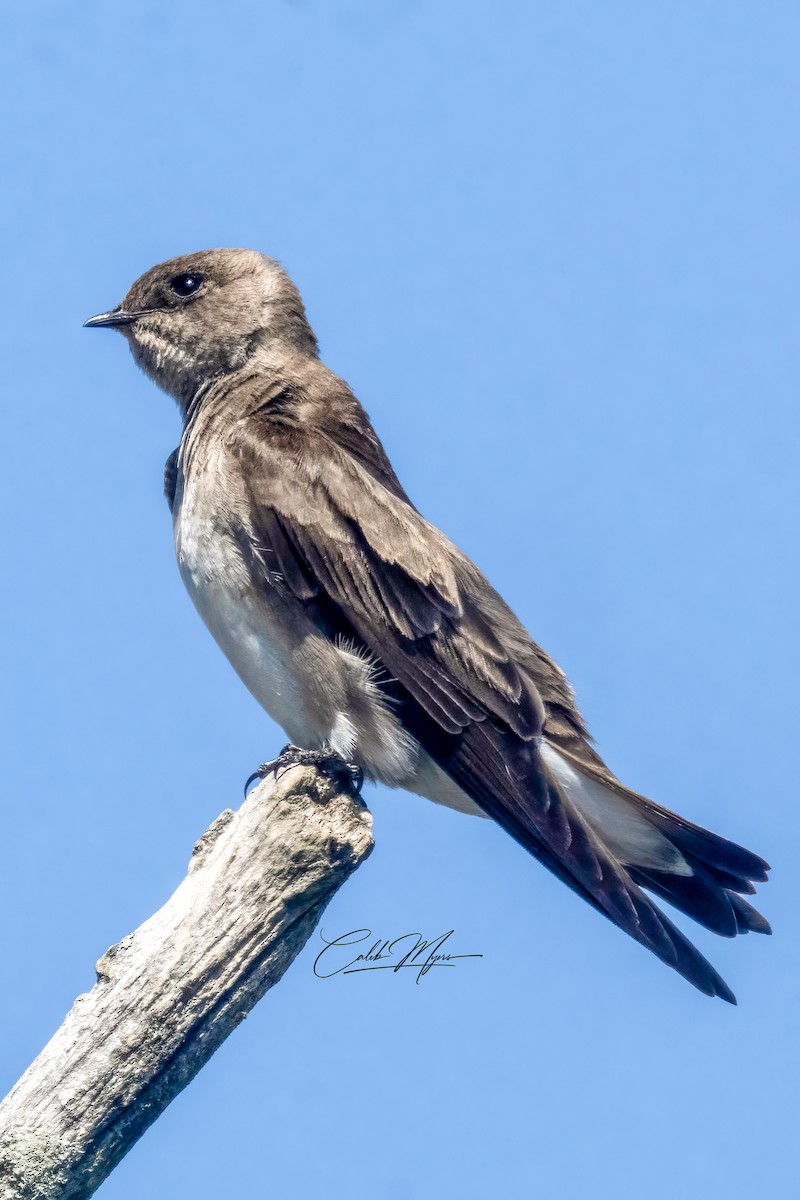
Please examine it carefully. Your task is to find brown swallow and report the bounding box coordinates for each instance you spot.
[86,249,771,1002]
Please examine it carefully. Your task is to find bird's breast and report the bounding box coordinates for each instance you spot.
[173,466,327,746]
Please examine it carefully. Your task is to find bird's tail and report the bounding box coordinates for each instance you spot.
[541,740,771,941]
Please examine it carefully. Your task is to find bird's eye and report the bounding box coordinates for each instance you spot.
[169,273,204,297]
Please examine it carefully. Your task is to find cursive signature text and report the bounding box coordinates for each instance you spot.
[313,928,483,984]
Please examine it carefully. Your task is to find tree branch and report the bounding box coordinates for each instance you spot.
[0,764,373,1200]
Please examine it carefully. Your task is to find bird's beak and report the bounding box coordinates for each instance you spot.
[83,306,147,329]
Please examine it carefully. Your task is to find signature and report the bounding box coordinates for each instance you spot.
[313,928,483,984]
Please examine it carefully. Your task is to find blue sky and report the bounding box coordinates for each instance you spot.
[1,3,797,1196]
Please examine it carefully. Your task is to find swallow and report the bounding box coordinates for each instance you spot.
[86,248,771,1002]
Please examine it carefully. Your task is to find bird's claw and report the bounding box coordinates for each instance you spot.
[244,744,364,799]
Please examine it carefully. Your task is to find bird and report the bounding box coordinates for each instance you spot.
[85,248,770,1003]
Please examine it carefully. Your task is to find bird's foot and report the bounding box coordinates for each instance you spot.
[244,744,364,799]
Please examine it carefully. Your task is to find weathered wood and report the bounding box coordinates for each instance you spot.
[0,764,373,1200]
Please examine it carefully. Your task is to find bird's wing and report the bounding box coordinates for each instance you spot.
[231,413,740,1000]
[164,447,180,511]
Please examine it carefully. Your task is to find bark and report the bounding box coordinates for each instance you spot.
[0,764,373,1200]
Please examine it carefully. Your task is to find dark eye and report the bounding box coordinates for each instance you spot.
[169,272,204,297]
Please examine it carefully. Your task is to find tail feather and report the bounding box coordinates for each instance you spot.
[730,892,773,936]
[617,787,772,936]
[491,763,741,1003]
[541,741,771,970]
[423,716,768,1001]
[629,863,739,937]
[629,861,771,937]
[698,865,757,896]
[442,727,744,1001]
[640,803,770,887]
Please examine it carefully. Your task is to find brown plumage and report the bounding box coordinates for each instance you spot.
[85,248,771,1003]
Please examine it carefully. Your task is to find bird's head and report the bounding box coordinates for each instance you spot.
[84,249,318,409]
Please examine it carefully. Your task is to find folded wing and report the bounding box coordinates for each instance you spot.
[232,409,769,1001]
